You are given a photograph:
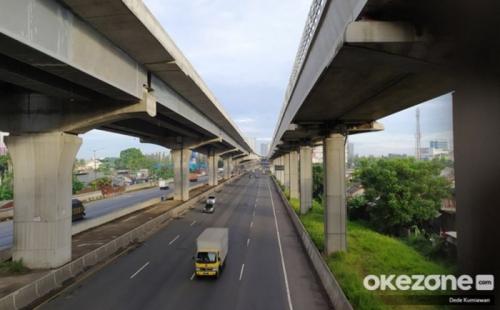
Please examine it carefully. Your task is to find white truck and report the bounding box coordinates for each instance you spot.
[194,228,228,278]
[158,179,169,190]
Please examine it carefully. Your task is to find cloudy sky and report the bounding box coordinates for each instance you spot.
[76,0,453,159]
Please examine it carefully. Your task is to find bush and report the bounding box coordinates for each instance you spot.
[347,195,368,221]
[72,175,84,194]
[0,259,29,274]
[89,177,112,191]
[405,231,454,263]
[0,172,13,200]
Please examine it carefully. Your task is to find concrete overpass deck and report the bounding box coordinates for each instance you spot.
[268,0,500,294]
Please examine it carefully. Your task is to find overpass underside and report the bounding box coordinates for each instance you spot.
[271,0,500,287]
[0,0,251,268]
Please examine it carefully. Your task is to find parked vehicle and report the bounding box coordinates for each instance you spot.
[159,179,169,190]
[195,228,228,278]
[203,202,215,213]
[71,199,86,221]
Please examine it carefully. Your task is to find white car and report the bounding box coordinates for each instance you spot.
[159,179,169,190]
[206,196,216,204]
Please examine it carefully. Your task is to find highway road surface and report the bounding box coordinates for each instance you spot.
[38,175,331,310]
[0,176,208,250]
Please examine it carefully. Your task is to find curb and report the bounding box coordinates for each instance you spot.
[271,177,353,310]
[0,175,241,310]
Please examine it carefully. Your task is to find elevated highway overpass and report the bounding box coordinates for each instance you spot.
[0,0,255,268]
[269,0,500,286]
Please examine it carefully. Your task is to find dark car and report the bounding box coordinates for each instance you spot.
[72,198,86,221]
[203,202,215,213]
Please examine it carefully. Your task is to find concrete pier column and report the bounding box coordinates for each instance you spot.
[289,151,299,199]
[277,156,284,185]
[6,132,81,268]
[283,153,290,190]
[323,133,347,254]
[299,146,313,214]
[207,149,218,186]
[453,78,500,288]
[223,157,231,179]
[172,147,191,201]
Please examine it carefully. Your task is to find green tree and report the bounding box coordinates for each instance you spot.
[354,157,451,235]
[312,164,323,203]
[72,175,84,194]
[0,155,13,200]
[116,148,148,171]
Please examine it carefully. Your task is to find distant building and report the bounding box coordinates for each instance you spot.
[420,147,450,160]
[347,143,355,167]
[260,143,269,156]
[85,159,102,170]
[430,140,448,150]
[312,146,323,163]
[0,132,7,155]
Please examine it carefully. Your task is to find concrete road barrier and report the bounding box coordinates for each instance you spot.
[0,175,243,310]
[271,177,353,310]
[74,190,103,202]
[72,197,162,235]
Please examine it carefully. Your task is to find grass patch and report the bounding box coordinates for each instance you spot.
[0,259,29,274]
[289,198,300,214]
[288,196,453,309]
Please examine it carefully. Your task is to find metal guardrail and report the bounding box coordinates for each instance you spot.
[269,0,328,157]
[284,0,327,103]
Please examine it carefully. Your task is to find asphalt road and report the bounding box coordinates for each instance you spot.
[38,175,331,310]
[0,176,208,250]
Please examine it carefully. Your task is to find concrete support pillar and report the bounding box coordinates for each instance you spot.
[323,133,347,254]
[283,153,290,190]
[277,156,283,185]
[207,149,218,186]
[299,146,313,214]
[453,78,500,289]
[223,157,231,179]
[6,132,81,268]
[172,147,191,201]
[289,151,299,199]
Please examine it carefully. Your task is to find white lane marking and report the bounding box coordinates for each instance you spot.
[250,221,253,228]
[267,181,294,310]
[247,238,251,247]
[239,263,245,281]
[130,262,150,279]
[190,272,195,280]
[169,235,180,245]
[190,220,197,226]
[253,209,256,217]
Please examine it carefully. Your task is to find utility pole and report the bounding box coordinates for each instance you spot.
[415,107,421,160]
[92,148,104,180]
